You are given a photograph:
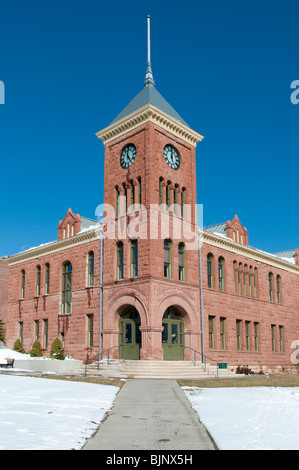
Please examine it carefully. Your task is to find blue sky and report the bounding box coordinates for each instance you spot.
[0,0,298,256]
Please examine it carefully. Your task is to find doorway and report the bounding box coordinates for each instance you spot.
[162,307,184,360]
[119,307,141,360]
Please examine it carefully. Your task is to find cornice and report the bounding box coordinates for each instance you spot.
[96,103,204,147]
[7,227,103,266]
[200,229,299,275]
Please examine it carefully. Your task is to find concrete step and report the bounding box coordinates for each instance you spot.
[81,359,238,379]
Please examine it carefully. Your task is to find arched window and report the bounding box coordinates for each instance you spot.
[238,263,242,294]
[130,240,138,278]
[117,242,124,280]
[249,266,253,296]
[207,253,214,288]
[137,177,141,205]
[159,177,164,205]
[115,186,120,217]
[164,239,172,278]
[178,243,185,281]
[181,188,186,218]
[36,265,41,297]
[218,257,224,291]
[62,262,72,314]
[269,272,273,302]
[166,181,171,210]
[277,275,281,304]
[21,270,25,299]
[254,268,258,297]
[88,251,94,287]
[233,261,237,293]
[45,263,50,295]
[244,264,248,296]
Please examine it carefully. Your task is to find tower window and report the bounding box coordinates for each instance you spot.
[164,239,172,278]
[117,242,124,280]
[178,243,185,281]
[130,240,138,278]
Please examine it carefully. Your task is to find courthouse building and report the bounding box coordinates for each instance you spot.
[5,19,299,372]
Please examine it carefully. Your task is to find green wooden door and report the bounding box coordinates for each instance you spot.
[162,308,184,360]
[119,308,141,360]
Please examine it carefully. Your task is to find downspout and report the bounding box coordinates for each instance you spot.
[99,227,103,366]
[198,228,205,365]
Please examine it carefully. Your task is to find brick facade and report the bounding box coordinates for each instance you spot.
[5,77,299,371]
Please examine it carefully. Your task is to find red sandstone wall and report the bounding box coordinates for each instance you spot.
[6,240,100,361]
[200,242,299,369]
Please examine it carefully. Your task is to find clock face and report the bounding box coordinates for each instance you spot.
[120,144,136,169]
[164,144,180,170]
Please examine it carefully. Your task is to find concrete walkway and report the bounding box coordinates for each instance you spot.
[82,379,217,450]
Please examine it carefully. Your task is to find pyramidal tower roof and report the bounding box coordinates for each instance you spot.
[111,16,189,127]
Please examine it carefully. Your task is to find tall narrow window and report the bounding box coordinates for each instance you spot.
[249,266,253,296]
[19,322,23,344]
[137,177,141,205]
[236,319,242,350]
[87,314,94,348]
[130,240,138,278]
[233,261,237,293]
[279,325,284,352]
[271,324,276,352]
[62,262,72,314]
[254,322,259,351]
[174,185,179,215]
[164,239,172,278]
[269,273,273,302]
[178,243,185,281]
[245,321,251,351]
[166,181,171,210]
[254,268,258,297]
[220,317,226,349]
[159,177,164,205]
[207,254,214,288]
[115,187,120,217]
[181,188,186,218]
[218,257,224,291]
[45,263,50,295]
[277,275,281,304]
[36,265,41,296]
[34,320,39,342]
[130,180,135,207]
[43,319,48,349]
[88,251,94,287]
[122,183,127,214]
[21,270,25,299]
[117,242,124,280]
[238,263,242,294]
[243,264,247,296]
[209,316,215,349]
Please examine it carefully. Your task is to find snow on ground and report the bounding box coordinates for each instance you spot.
[0,375,119,450]
[183,386,299,450]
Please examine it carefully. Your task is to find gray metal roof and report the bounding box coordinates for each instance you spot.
[204,222,227,236]
[80,216,98,231]
[272,250,296,264]
[111,84,189,127]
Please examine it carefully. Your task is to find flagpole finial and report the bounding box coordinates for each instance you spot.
[144,15,155,87]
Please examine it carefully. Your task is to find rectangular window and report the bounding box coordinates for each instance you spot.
[220,317,226,350]
[178,243,185,281]
[43,319,48,349]
[34,320,39,342]
[254,322,259,351]
[236,319,242,350]
[245,320,251,351]
[87,314,94,348]
[209,316,215,349]
[19,322,23,344]
[131,240,138,278]
[279,325,284,352]
[271,324,276,352]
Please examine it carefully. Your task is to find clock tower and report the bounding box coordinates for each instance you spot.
[96,16,204,361]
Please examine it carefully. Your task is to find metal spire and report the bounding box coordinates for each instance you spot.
[144,15,155,87]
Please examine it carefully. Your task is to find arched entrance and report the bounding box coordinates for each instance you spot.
[162,307,184,360]
[119,307,141,360]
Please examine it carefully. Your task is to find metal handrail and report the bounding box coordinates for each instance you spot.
[183,346,219,378]
[84,346,120,377]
